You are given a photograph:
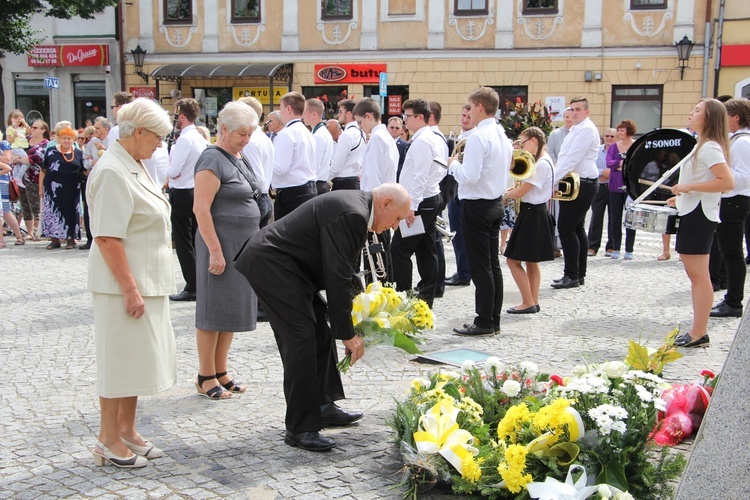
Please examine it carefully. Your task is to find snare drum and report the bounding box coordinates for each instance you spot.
[624,204,680,234]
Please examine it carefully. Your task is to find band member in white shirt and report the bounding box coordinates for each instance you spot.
[503,126,555,314]
[551,97,601,289]
[329,99,365,191]
[303,98,334,196]
[391,99,446,307]
[710,98,750,318]
[447,87,512,335]
[239,96,275,227]
[272,92,317,219]
[167,98,208,301]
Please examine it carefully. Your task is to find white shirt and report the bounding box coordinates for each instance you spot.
[725,128,750,198]
[243,127,275,192]
[311,122,334,182]
[143,141,169,187]
[83,138,102,171]
[361,124,398,192]
[448,117,512,200]
[595,144,609,183]
[167,124,208,189]
[458,128,476,140]
[676,141,726,221]
[554,117,600,182]
[106,125,119,147]
[430,125,450,162]
[329,121,365,180]
[272,118,316,189]
[547,125,569,164]
[400,125,446,211]
[522,153,554,205]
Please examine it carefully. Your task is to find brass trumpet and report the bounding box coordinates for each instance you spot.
[508,149,536,213]
[435,216,455,242]
[553,172,580,201]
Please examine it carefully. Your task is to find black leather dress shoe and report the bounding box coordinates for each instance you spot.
[552,276,564,283]
[78,242,92,250]
[675,333,710,348]
[506,305,540,314]
[462,322,500,333]
[169,290,196,301]
[551,276,579,289]
[445,276,471,286]
[711,300,725,310]
[578,277,585,286]
[453,324,496,336]
[710,302,742,318]
[284,431,336,451]
[320,403,363,427]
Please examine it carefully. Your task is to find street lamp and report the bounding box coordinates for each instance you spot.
[131,44,149,84]
[675,35,694,81]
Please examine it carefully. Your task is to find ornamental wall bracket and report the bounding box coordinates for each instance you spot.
[448,14,495,42]
[226,0,266,47]
[623,9,673,37]
[516,0,564,41]
[159,26,198,48]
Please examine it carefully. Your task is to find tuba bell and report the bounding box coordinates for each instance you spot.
[553,172,580,201]
[508,149,536,213]
[452,138,467,163]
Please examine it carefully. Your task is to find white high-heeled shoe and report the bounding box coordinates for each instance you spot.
[121,437,164,459]
[91,441,148,468]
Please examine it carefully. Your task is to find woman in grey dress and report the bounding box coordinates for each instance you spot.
[194,101,262,399]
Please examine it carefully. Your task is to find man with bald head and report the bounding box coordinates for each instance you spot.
[235,184,411,452]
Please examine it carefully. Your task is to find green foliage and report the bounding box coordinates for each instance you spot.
[498,101,555,140]
[0,0,119,56]
[625,445,687,500]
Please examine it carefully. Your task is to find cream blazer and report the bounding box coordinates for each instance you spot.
[86,140,176,296]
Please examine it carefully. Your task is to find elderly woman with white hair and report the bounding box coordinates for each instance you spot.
[86,98,175,468]
[193,101,262,400]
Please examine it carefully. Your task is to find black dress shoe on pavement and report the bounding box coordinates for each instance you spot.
[578,277,584,286]
[453,324,496,336]
[507,305,539,314]
[675,333,710,348]
[709,302,742,318]
[284,431,336,451]
[320,403,363,427]
[169,290,196,301]
[551,276,579,289]
[79,242,92,250]
[552,276,563,284]
[463,322,500,333]
[445,276,471,286]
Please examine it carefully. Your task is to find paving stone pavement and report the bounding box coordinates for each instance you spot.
[0,228,743,499]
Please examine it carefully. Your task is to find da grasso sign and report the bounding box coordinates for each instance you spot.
[28,45,110,67]
[314,64,387,84]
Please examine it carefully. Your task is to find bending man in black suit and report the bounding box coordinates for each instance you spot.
[235,184,411,451]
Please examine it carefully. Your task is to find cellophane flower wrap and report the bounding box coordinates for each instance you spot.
[338,282,434,372]
[390,336,688,500]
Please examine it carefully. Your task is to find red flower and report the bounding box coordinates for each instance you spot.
[652,412,693,446]
[550,375,564,386]
[700,369,716,379]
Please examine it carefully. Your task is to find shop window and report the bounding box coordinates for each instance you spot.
[363,85,410,122]
[164,0,192,24]
[232,0,260,22]
[611,85,663,134]
[489,86,529,117]
[522,0,558,15]
[74,82,106,129]
[302,86,348,120]
[14,80,50,125]
[193,88,233,134]
[454,0,488,16]
[322,0,353,20]
[630,0,667,9]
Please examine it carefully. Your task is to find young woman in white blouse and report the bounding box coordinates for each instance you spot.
[503,126,555,314]
[667,99,734,348]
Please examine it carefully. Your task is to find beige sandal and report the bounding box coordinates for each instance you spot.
[657,252,671,261]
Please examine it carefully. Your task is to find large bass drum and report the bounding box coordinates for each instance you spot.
[622,129,696,234]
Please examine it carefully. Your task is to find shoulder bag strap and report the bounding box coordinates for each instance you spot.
[207,145,260,200]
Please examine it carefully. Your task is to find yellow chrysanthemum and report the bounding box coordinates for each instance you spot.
[533,398,575,439]
[497,444,532,493]
[497,403,532,443]
[461,455,482,483]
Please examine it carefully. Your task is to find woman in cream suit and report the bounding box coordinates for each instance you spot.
[86,98,175,468]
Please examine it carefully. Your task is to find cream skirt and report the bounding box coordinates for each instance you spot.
[93,293,177,398]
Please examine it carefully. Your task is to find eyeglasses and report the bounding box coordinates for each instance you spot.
[604,135,615,138]
[402,113,414,120]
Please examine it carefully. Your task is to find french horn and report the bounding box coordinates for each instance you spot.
[553,172,580,201]
[507,149,536,213]
[452,138,467,163]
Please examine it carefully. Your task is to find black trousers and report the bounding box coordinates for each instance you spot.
[713,195,750,308]
[248,267,344,434]
[316,180,331,196]
[390,194,441,307]
[587,183,612,252]
[331,177,360,191]
[609,191,636,253]
[81,176,91,244]
[558,180,598,280]
[169,188,197,293]
[274,182,316,220]
[462,197,504,330]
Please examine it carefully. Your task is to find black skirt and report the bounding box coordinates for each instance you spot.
[676,203,716,255]
[503,202,555,262]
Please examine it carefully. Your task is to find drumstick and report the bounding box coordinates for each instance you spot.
[638,179,673,192]
[637,200,669,205]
